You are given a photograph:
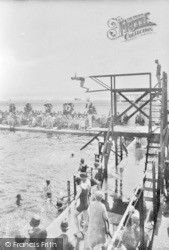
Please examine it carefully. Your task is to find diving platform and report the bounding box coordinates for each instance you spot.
[0,124,161,139]
[0,125,97,137]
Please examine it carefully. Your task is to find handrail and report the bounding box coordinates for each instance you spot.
[107,170,149,249]
[153,78,163,89]
[101,120,112,162]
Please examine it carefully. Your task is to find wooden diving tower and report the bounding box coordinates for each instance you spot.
[47,70,168,250]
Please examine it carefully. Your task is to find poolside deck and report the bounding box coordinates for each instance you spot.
[0,125,97,136]
[46,139,147,249]
[0,124,160,139]
[152,204,169,250]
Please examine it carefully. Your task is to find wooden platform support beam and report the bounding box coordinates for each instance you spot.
[73,175,77,199]
[139,190,145,250]
[152,162,157,220]
[67,181,71,205]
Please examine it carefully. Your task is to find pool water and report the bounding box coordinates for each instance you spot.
[0,131,98,237]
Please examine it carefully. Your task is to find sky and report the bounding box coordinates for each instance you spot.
[0,0,169,101]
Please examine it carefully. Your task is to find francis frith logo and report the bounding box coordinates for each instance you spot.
[107,13,156,41]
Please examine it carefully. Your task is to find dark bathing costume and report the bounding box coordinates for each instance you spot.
[47,192,52,198]
[76,185,89,213]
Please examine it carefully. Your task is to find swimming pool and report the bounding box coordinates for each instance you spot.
[0,130,98,237]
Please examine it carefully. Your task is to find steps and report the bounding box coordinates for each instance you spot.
[144,137,159,203]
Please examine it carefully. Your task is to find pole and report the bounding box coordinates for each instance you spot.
[73,175,76,199]
[110,76,113,126]
[114,76,117,124]
[157,152,161,212]
[67,181,71,204]
[152,162,157,220]
[139,190,145,250]
[114,136,118,194]
[120,136,123,161]
[149,73,152,133]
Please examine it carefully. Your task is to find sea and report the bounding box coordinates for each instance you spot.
[0,99,156,237]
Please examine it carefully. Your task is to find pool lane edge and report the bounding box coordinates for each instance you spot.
[0,125,98,137]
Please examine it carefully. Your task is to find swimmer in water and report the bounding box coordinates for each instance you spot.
[56,192,68,213]
[71,153,74,158]
[16,194,22,206]
[44,180,52,201]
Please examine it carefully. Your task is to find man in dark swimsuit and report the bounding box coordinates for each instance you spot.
[74,173,91,239]
[71,74,89,91]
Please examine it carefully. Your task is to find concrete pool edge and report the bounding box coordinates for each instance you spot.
[0,125,98,136]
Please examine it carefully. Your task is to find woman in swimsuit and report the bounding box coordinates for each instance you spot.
[74,173,91,239]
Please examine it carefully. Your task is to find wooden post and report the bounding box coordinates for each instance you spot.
[114,76,117,124]
[115,136,118,194]
[120,136,123,161]
[67,181,71,204]
[115,136,118,166]
[139,190,145,250]
[152,162,157,220]
[99,142,103,156]
[157,152,161,212]
[73,175,76,199]
[149,73,152,133]
[104,153,108,180]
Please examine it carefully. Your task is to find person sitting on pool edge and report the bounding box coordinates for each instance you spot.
[44,180,52,201]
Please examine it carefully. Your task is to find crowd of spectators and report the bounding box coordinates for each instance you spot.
[0,103,146,130]
[0,106,109,130]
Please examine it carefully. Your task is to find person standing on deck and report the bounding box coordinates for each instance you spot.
[74,173,91,239]
[88,191,110,250]
[28,215,42,243]
[155,59,161,88]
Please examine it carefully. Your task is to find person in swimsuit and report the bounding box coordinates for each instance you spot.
[155,59,161,88]
[74,173,91,239]
[16,194,22,206]
[78,158,88,173]
[56,192,68,213]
